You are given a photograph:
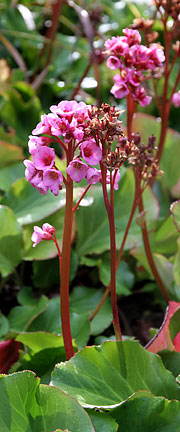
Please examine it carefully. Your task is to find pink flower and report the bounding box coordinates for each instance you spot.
[123,28,141,46]
[68,117,84,143]
[30,171,48,195]
[43,169,63,196]
[106,56,123,70]
[147,45,165,69]
[33,146,55,170]
[104,36,120,51]
[133,86,152,106]
[66,159,88,182]
[28,136,50,155]
[42,223,56,235]
[32,114,52,135]
[128,69,144,87]
[172,90,180,108]
[47,114,64,136]
[23,160,36,181]
[80,139,102,165]
[86,167,101,184]
[113,40,129,56]
[31,224,55,247]
[126,45,149,69]
[110,82,129,99]
[50,100,89,121]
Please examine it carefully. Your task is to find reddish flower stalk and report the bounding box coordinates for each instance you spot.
[90,180,140,321]
[100,162,122,341]
[138,191,170,303]
[60,175,75,360]
[126,95,171,302]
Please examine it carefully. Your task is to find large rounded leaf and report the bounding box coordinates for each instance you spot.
[111,390,180,432]
[0,371,95,432]
[3,178,67,225]
[0,205,23,276]
[51,340,180,408]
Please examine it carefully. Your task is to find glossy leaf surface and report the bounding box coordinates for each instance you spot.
[51,340,180,408]
[0,371,95,431]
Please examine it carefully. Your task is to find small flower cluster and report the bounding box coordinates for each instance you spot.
[24,101,134,196]
[32,223,55,247]
[154,0,180,23]
[128,133,162,181]
[105,27,165,106]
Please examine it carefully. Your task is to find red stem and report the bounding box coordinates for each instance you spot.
[90,173,140,321]
[138,191,170,302]
[53,233,62,274]
[60,175,74,360]
[72,184,91,212]
[127,91,170,302]
[100,163,122,340]
[127,93,135,139]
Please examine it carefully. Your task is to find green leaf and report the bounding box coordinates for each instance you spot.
[3,178,67,225]
[76,169,159,256]
[15,332,68,383]
[87,410,118,432]
[99,253,134,295]
[8,291,48,332]
[0,313,9,339]
[51,340,180,408]
[131,247,175,297]
[111,390,180,431]
[173,238,180,287]
[70,286,112,336]
[0,163,25,192]
[16,331,64,354]
[1,83,41,141]
[170,200,180,233]
[32,258,60,289]
[159,350,180,378]
[0,141,24,167]
[0,371,95,431]
[132,113,180,189]
[28,297,90,349]
[155,216,179,255]
[0,205,23,276]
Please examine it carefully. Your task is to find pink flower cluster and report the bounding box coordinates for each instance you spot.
[105,28,165,106]
[24,100,121,195]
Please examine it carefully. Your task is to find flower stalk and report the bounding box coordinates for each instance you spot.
[100,162,122,341]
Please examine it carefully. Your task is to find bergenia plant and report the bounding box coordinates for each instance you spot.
[24,100,127,357]
[24,95,165,359]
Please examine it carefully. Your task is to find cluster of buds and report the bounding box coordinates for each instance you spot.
[154,0,180,23]
[128,133,162,181]
[104,27,165,106]
[86,103,132,168]
[131,18,159,44]
[24,99,161,200]
[24,101,132,196]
